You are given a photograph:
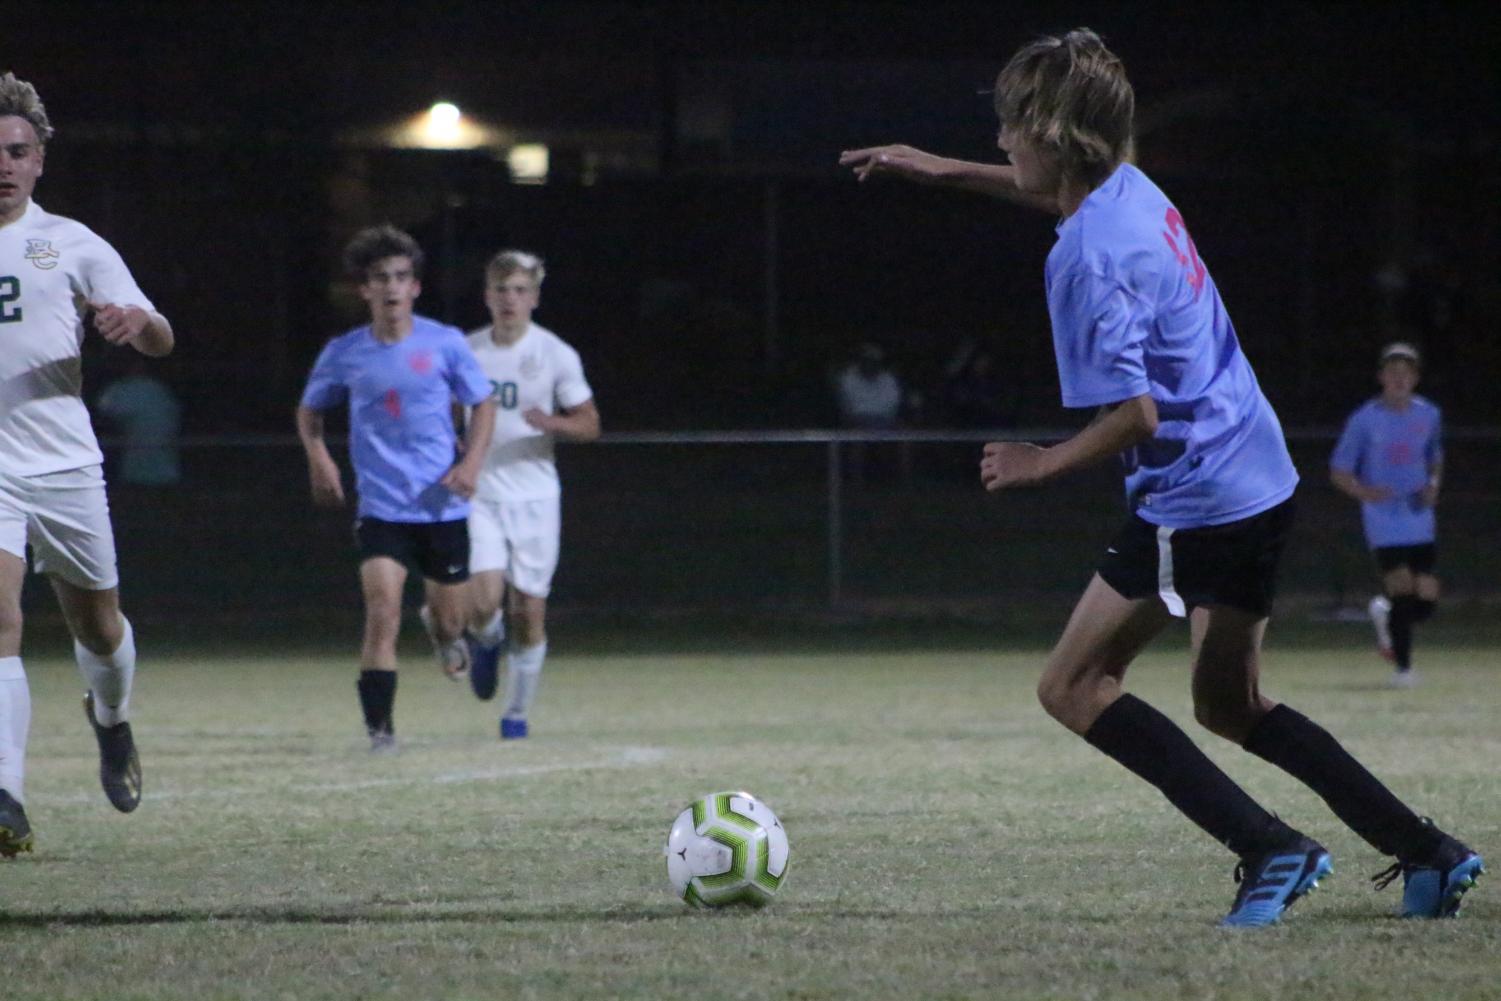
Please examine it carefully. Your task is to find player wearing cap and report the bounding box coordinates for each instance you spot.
[1330,342,1442,687]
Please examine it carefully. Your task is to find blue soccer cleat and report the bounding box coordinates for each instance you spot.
[1222,837,1333,927]
[500,717,528,740]
[1373,830,1485,919]
[467,635,502,701]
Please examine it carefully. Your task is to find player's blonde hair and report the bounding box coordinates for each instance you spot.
[485,249,546,287]
[0,72,55,145]
[993,28,1134,191]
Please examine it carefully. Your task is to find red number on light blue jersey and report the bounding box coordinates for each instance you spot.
[1162,208,1206,299]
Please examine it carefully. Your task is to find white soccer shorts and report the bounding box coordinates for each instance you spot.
[0,465,120,590]
[468,495,560,598]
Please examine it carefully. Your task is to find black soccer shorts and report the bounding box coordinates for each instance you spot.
[1374,542,1436,575]
[1097,495,1296,618]
[354,517,471,584]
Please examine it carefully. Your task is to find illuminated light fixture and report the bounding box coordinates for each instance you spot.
[349,101,505,151]
[507,143,550,184]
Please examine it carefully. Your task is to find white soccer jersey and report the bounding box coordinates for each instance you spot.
[467,322,593,501]
[0,200,156,476]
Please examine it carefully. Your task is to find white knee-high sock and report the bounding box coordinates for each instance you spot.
[76,615,136,727]
[503,640,547,720]
[0,656,32,801]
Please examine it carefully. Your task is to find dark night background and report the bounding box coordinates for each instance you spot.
[7,1,1500,433]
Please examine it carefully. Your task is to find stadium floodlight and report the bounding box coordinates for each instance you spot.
[412,101,466,149]
[340,101,507,151]
[507,143,549,184]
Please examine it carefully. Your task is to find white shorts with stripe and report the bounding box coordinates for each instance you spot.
[468,495,561,598]
[0,465,120,590]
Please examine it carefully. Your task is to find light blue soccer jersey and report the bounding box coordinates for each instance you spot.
[1045,164,1299,528]
[1329,395,1441,548]
[300,316,493,522]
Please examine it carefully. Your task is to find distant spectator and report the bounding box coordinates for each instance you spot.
[833,341,910,483]
[943,347,1014,428]
[834,341,903,429]
[96,357,182,486]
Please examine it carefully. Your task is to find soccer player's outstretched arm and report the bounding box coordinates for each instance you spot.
[838,144,1059,214]
[295,405,345,508]
[980,394,1158,491]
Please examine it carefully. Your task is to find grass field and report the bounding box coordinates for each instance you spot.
[3,614,1499,1001]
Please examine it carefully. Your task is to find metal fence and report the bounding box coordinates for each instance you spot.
[57,429,1501,628]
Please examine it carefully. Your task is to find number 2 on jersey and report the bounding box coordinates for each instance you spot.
[0,276,21,323]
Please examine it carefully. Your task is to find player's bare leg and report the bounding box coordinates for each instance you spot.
[1035,574,1170,735]
[1187,605,1273,743]
[357,557,406,750]
[51,578,140,812]
[0,551,34,854]
[422,577,471,680]
[499,588,548,739]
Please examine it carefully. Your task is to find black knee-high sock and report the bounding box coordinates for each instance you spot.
[1411,598,1435,623]
[1083,694,1299,857]
[1243,704,1440,860]
[1389,596,1417,669]
[357,670,397,735]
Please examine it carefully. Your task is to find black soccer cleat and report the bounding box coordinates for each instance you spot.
[84,691,142,813]
[0,788,34,858]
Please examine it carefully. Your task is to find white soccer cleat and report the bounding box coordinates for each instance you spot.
[418,605,469,680]
[1389,669,1418,689]
[1368,595,1395,662]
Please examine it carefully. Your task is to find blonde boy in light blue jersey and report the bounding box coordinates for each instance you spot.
[841,28,1481,925]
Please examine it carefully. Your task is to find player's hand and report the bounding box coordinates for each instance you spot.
[441,460,480,499]
[521,407,555,432]
[980,441,1050,491]
[309,459,345,508]
[1362,485,1395,503]
[1418,482,1440,509]
[838,144,950,184]
[90,302,150,346]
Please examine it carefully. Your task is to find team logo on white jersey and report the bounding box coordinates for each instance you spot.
[520,353,542,379]
[24,239,61,270]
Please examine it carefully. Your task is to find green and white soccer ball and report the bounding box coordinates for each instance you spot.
[665,791,789,907]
